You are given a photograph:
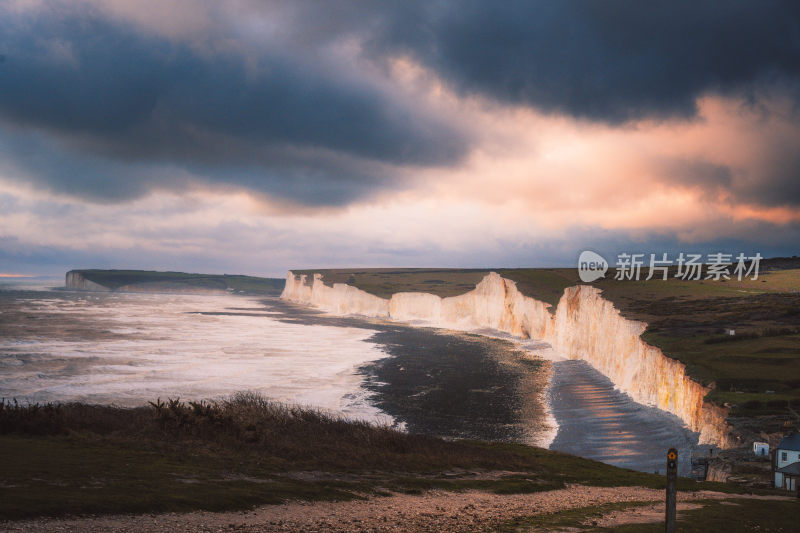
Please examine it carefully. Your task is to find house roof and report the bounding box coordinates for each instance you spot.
[777,461,800,476]
[778,433,800,452]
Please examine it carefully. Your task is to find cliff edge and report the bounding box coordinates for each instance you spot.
[65,271,111,291]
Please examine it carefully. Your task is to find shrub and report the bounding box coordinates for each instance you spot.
[1,393,537,472]
[761,327,797,337]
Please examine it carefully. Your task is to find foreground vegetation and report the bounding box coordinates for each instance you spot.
[0,394,740,520]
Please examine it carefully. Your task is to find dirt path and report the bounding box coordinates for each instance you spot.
[0,486,791,533]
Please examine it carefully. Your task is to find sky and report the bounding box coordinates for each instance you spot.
[1,0,799,278]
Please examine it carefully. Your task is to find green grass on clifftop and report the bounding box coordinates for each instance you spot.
[292,267,577,307]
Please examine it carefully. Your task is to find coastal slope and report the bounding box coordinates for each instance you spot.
[66,270,285,296]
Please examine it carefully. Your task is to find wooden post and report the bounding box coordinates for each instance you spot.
[666,447,678,533]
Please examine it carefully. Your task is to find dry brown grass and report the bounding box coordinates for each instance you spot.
[0,393,548,472]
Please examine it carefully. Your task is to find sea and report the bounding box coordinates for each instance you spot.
[0,279,700,474]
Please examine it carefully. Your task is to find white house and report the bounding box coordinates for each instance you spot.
[774,433,800,491]
[753,441,769,456]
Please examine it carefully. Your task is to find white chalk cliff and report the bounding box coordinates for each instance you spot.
[65,271,110,291]
[281,271,731,447]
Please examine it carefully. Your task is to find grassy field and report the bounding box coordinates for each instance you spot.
[291,268,491,299]
[595,267,800,417]
[0,394,744,520]
[291,267,579,306]
[70,269,285,295]
[295,261,800,417]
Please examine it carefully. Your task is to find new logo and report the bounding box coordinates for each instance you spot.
[578,251,608,282]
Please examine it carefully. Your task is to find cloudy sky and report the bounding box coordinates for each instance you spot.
[1,0,799,277]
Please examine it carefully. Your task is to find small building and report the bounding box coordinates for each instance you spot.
[776,462,800,492]
[753,441,769,456]
[774,433,800,491]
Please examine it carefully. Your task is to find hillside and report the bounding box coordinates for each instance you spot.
[66,269,285,296]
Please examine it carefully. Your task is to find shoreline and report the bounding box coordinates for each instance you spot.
[548,359,699,476]
[442,326,561,448]
[283,305,553,443]
[283,299,701,473]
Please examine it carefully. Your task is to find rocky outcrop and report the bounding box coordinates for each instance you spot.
[281,270,732,447]
[65,271,111,291]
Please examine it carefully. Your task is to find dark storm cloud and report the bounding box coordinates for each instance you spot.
[2,1,800,207]
[745,134,800,207]
[337,0,800,206]
[0,126,403,206]
[358,0,800,122]
[664,144,800,208]
[664,160,734,197]
[0,6,466,204]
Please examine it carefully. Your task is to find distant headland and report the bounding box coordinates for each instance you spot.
[65,269,285,296]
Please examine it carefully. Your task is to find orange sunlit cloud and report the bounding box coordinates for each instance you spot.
[379,62,800,236]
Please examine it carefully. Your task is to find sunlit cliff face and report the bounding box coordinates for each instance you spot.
[282,271,732,447]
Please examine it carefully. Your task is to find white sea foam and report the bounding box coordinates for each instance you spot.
[0,291,389,423]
